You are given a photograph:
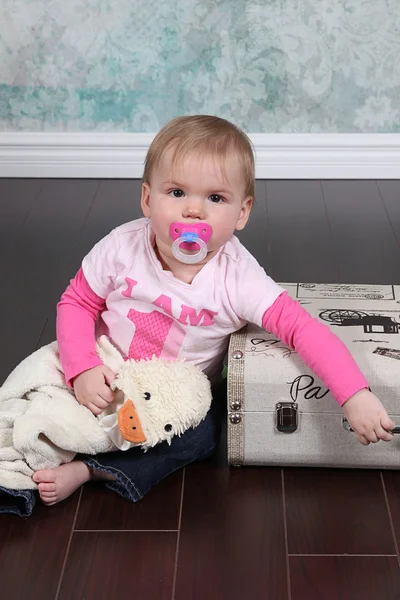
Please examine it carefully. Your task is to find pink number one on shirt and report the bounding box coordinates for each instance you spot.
[127,308,186,360]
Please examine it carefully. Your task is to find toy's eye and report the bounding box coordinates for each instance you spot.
[144,392,151,401]
[164,424,172,432]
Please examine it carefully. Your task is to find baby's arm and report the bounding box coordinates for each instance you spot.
[57,268,115,415]
[262,292,395,445]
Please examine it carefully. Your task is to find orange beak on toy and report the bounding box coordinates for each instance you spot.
[118,399,146,444]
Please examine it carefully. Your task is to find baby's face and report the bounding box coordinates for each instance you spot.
[141,148,253,265]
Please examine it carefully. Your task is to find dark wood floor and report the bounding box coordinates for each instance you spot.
[1,179,400,599]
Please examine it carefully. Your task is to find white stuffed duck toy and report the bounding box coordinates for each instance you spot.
[96,336,212,451]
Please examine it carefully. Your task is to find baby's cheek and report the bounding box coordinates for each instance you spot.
[213,210,237,237]
[216,221,238,243]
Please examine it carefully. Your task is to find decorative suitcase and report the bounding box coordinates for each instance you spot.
[227,283,400,468]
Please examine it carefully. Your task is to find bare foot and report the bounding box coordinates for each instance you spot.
[32,461,116,506]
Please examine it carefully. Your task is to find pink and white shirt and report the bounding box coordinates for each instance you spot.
[57,218,368,405]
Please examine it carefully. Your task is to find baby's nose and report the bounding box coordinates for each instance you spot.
[182,198,206,219]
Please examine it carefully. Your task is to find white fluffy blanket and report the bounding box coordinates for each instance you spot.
[0,340,117,491]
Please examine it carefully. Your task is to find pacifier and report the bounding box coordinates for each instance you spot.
[169,222,212,264]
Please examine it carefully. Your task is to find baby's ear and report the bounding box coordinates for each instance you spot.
[235,195,253,231]
[96,336,124,374]
[141,182,151,217]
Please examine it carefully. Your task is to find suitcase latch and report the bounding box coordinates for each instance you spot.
[276,402,298,433]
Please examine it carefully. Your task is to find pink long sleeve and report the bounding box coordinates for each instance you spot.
[57,267,106,386]
[262,292,368,406]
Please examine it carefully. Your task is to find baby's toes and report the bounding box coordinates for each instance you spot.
[40,493,57,505]
[38,482,57,493]
[32,469,57,484]
[40,491,57,500]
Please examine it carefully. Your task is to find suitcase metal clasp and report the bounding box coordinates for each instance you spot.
[276,402,298,433]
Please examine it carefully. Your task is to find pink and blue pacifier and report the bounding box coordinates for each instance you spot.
[169,222,212,264]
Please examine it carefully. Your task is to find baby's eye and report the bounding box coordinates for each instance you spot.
[170,189,185,198]
[209,194,224,204]
[144,392,151,401]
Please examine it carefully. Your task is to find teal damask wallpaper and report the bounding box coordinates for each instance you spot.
[0,0,399,133]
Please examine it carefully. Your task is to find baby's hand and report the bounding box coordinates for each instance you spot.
[343,389,395,446]
[73,365,116,416]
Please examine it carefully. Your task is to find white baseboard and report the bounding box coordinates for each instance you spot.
[0,132,400,179]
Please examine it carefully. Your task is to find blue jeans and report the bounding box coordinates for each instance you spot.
[0,388,224,516]
[80,394,222,502]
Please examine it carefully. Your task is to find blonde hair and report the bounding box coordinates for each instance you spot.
[143,115,255,199]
